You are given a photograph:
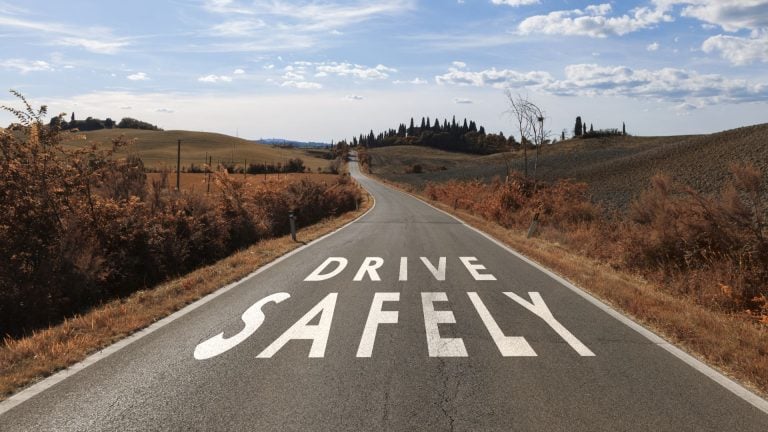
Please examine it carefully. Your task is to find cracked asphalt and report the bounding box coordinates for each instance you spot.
[1,159,767,431]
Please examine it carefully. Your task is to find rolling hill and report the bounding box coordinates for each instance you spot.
[59,129,332,172]
[367,123,768,210]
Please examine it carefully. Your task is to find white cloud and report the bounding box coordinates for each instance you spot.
[233,68,245,74]
[210,19,266,36]
[491,0,539,6]
[345,95,364,100]
[452,61,467,69]
[201,0,414,52]
[203,0,255,15]
[283,71,305,80]
[435,65,553,88]
[198,74,233,83]
[315,62,397,79]
[393,78,428,85]
[702,33,768,65]
[263,64,275,70]
[454,98,473,104]
[58,37,128,54]
[675,0,768,33]
[156,108,175,113]
[127,72,149,81]
[0,15,129,54]
[518,3,673,38]
[435,63,768,107]
[280,80,322,89]
[0,59,52,73]
[647,41,660,51]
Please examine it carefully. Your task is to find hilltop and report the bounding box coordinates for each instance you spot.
[60,129,332,172]
[366,123,768,210]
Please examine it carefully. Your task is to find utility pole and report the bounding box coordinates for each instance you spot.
[207,155,212,194]
[176,139,181,191]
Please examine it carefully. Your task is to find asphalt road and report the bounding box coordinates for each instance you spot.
[1,158,767,431]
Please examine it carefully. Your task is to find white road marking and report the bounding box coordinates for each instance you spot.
[399,257,408,281]
[353,257,384,281]
[194,292,290,360]
[420,257,446,281]
[467,292,537,357]
[460,256,497,281]
[257,293,338,358]
[504,292,595,356]
[421,292,468,357]
[304,257,348,281]
[356,292,400,358]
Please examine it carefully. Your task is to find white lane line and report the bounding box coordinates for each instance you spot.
[0,188,376,416]
[360,170,768,415]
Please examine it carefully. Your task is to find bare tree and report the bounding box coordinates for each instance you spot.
[504,90,532,178]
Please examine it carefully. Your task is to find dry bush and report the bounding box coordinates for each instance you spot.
[421,163,767,321]
[0,92,361,337]
[425,173,598,231]
[626,164,768,315]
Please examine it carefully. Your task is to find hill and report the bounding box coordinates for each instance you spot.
[367,123,768,210]
[60,129,332,172]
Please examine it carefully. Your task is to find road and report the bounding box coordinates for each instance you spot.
[1,158,767,431]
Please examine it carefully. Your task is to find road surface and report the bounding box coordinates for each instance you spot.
[1,158,767,431]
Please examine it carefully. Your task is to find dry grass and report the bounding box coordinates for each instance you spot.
[146,172,343,193]
[379,177,768,398]
[0,190,372,401]
[60,129,331,172]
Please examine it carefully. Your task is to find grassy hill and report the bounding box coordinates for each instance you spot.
[368,123,768,210]
[60,129,332,172]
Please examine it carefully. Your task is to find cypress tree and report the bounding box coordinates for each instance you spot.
[574,116,582,136]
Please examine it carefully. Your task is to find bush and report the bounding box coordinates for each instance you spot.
[0,92,361,337]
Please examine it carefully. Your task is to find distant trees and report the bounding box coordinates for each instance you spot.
[336,114,509,155]
[48,114,162,131]
[117,117,162,131]
[572,116,627,139]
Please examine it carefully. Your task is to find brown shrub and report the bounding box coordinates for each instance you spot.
[0,93,362,337]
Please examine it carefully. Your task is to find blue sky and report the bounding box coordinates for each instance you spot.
[1,0,767,141]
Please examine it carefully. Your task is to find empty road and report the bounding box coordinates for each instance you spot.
[1,158,767,431]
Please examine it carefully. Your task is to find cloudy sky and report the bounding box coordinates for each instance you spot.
[1,0,767,141]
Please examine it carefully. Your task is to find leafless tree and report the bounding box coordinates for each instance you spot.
[504,90,532,178]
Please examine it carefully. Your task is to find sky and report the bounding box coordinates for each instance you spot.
[1,0,767,142]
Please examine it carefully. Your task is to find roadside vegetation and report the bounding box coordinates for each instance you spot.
[0,92,362,339]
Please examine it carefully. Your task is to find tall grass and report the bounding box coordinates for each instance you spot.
[0,94,362,337]
[423,167,768,322]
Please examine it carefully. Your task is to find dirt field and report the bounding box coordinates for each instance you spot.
[369,123,768,210]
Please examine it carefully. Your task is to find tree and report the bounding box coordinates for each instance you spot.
[408,117,415,136]
[561,130,565,141]
[71,112,75,123]
[574,116,582,137]
[507,91,534,177]
[104,117,115,129]
[622,122,626,136]
[589,123,594,133]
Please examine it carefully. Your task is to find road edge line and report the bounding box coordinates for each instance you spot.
[0,193,376,416]
[365,173,768,415]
